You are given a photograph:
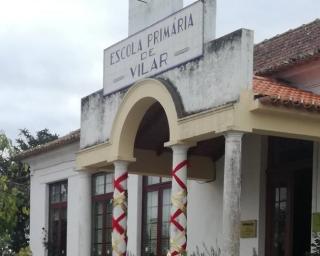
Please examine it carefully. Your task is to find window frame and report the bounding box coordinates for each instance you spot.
[141,177,172,256]
[48,180,68,256]
[91,173,114,256]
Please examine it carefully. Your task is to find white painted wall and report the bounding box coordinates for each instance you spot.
[28,142,91,256]
[186,134,265,255]
[66,172,91,256]
[80,29,254,149]
[29,134,266,256]
[275,59,320,94]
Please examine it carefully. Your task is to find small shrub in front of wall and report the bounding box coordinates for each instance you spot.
[16,247,32,256]
[189,243,221,256]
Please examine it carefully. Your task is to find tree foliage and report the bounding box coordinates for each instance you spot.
[0,129,58,254]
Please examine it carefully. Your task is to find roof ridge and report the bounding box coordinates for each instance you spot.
[16,129,80,160]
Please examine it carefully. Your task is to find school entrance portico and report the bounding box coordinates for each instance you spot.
[76,75,320,256]
[21,1,320,255]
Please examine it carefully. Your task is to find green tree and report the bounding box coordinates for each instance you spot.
[0,129,58,254]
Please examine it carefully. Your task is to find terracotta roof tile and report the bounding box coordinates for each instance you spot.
[253,76,320,111]
[16,129,80,160]
[254,19,320,75]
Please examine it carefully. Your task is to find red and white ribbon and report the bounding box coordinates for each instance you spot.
[169,158,189,256]
[112,162,128,256]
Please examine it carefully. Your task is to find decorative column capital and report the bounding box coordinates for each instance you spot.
[113,160,130,169]
[164,141,196,152]
[223,131,245,140]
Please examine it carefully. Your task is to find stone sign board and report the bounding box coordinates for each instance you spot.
[103,1,204,95]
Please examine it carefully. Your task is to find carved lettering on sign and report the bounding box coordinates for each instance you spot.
[103,1,204,95]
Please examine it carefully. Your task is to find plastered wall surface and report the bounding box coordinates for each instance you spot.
[80,90,125,148]
[186,134,264,255]
[29,142,91,256]
[29,135,269,256]
[80,29,253,149]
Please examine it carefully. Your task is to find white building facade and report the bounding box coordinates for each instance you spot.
[21,1,320,256]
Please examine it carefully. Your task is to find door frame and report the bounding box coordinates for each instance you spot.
[265,161,312,256]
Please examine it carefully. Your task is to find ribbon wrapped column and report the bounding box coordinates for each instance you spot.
[112,161,129,256]
[169,144,190,256]
[222,132,244,256]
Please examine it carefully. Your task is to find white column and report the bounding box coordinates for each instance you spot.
[112,161,129,256]
[222,132,244,256]
[67,172,92,256]
[127,174,143,256]
[169,144,190,256]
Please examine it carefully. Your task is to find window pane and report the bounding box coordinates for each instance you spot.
[95,202,104,215]
[50,208,60,247]
[95,229,103,243]
[162,188,171,244]
[144,239,157,255]
[105,173,114,194]
[148,176,161,185]
[51,184,60,203]
[105,244,112,256]
[280,187,287,201]
[95,215,103,229]
[161,239,170,255]
[105,227,112,243]
[161,177,172,183]
[106,202,113,228]
[60,208,67,255]
[93,244,103,256]
[61,183,68,202]
[144,191,158,255]
[272,186,287,256]
[95,175,105,195]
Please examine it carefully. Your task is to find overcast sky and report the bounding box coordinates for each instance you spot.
[0,0,319,140]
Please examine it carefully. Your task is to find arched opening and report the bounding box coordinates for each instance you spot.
[129,102,224,179]
[134,102,170,155]
[129,102,171,176]
[110,79,180,163]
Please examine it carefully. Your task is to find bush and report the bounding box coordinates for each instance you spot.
[16,247,31,256]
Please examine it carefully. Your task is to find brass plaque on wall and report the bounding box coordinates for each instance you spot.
[240,220,257,238]
[312,213,320,232]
